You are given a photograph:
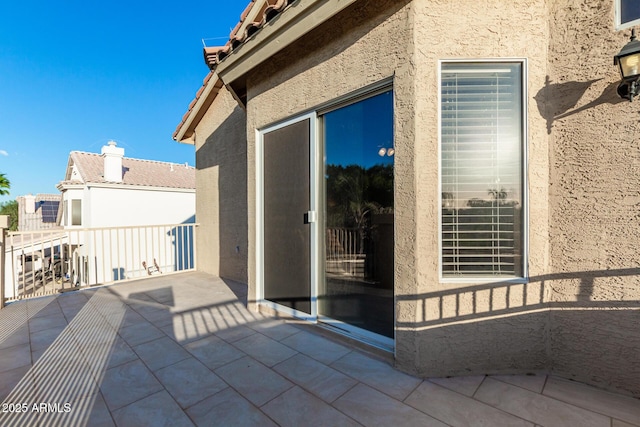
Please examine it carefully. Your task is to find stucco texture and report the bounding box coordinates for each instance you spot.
[195,0,640,397]
[244,0,414,312]
[545,0,640,395]
[194,85,248,283]
[405,0,552,379]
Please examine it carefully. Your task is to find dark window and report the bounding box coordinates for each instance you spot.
[321,89,395,338]
[71,199,82,226]
[619,0,640,28]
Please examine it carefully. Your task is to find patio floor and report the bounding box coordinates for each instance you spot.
[0,272,638,427]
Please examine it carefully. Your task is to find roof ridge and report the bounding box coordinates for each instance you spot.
[71,150,193,168]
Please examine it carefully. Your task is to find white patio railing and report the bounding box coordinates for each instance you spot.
[2,223,197,303]
[326,227,365,278]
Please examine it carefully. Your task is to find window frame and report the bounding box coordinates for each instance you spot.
[62,200,68,226]
[437,58,529,283]
[71,199,82,226]
[616,0,640,30]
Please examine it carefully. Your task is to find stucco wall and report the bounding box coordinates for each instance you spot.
[546,0,640,395]
[242,0,555,378]
[405,0,552,378]
[198,0,640,397]
[85,187,195,228]
[243,0,414,312]
[194,85,248,283]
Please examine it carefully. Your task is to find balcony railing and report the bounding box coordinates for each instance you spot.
[2,223,197,304]
[326,227,365,278]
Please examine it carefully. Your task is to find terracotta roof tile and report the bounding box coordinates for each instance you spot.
[65,151,195,190]
[240,1,256,21]
[203,0,296,71]
[174,0,295,140]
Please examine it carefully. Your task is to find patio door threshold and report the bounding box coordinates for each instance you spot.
[317,316,394,353]
[258,299,317,323]
[257,300,394,353]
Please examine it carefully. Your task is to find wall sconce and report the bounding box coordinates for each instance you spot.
[614,29,640,101]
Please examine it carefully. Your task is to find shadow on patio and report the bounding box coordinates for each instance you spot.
[0,271,639,427]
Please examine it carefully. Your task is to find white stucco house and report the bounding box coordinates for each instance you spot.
[53,141,197,285]
[3,142,197,301]
[57,141,195,228]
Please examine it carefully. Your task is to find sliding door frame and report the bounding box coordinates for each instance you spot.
[256,112,320,321]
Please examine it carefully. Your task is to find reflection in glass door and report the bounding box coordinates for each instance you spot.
[320,89,394,339]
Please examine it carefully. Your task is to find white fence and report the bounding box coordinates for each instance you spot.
[2,223,197,303]
[326,227,365,278]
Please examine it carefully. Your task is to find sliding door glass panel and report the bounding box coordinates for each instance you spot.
[321,90,394,338]
[263,119,311,314]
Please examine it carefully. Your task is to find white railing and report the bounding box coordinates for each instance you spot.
[326,227,365,278]
[2,223,197,302]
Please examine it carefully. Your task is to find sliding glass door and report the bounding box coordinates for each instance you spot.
[320,89,395,340]
[258,88,394,345]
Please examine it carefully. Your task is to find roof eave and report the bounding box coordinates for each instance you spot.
[173,73,225,144]
[214,0,359,86]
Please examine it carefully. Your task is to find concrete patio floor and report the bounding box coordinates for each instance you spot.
[0,271,638,427]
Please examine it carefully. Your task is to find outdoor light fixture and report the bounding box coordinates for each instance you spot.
[377,147,395,157]
[614,29,640,101]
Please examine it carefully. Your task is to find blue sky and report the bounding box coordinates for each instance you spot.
[325,90,394,168]
[0,0,247,204]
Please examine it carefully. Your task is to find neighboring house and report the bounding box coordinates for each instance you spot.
[3,143,196,299]
[55,141,196,284]
[16,194,62,231]
[174,0,640,397]
[57,141,196,228]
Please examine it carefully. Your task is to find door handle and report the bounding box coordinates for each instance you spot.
[303,211,317,224]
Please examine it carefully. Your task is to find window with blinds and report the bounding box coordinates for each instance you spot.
[440,62,524,278]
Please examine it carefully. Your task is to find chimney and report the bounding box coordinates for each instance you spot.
[24,194,36,214]
[101,141,124,183]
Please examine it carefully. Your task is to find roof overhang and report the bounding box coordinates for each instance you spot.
[173,74,225,144]
[56,182,84,191]
[173,0,359,143]
[215,0,359,102]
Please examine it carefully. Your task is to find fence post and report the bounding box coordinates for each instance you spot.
[0,215,9,309]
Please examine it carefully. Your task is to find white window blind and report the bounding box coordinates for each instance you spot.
[440,62,524,278]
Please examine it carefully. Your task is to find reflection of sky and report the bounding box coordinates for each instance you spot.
[441,64,522,206]
[324,90,394,167]
[622,1,640,23]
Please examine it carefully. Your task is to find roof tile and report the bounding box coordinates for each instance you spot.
[65,152,195,190]
[204,0,295,70]
[174,0,296,140]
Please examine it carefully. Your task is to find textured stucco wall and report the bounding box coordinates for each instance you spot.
[195,0,640,397]
[244,0,414,310]
[546,0,640,395]
[194,85,248,282]
[404,0,552,378]
[243,0,554,379]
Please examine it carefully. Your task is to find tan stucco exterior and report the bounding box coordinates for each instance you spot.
[184,0,640,397]
[193,85,248,283]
